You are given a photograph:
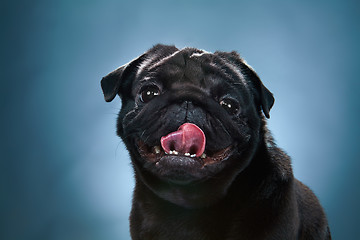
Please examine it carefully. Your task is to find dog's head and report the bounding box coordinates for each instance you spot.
[101,44,274,208]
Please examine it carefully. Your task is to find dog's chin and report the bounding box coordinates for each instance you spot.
[136,140,235,184]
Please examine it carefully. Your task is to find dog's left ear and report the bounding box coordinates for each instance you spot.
[239,59,275,119]
[216,51,275,118]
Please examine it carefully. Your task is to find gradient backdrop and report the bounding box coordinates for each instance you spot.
[2,0,359,239]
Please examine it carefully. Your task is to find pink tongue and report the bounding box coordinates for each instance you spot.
[161,123,206,157]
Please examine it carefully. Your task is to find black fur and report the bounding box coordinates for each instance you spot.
[101,44,331,239]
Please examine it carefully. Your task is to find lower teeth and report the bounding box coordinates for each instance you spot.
[153,146,206,158]
[153,146,161,154]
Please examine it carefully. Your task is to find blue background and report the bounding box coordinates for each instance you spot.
[2,0,359,239]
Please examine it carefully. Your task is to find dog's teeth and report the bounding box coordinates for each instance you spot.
[153,146,161,154]
[200,153,207,159]
[190,154,196,158]
[168,150,179,155]
[184,153,191,157]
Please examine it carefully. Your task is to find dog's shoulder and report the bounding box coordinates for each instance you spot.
[294,180,331,239]
[262,129,294,183]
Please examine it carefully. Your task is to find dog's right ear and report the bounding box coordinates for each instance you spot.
[101,65,126,102]
[101,54,147,102]
[101,44,179,102]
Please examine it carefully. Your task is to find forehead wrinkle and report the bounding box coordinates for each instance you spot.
[221,60,248,87]
[136,55,157,79]
[136,48,181,80]
[146,47,207,74]
[201,57,238,85]
[146,50,182,73]
[215,58,250,94]
[137,48,249,95]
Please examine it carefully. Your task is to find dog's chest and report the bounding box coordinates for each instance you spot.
[131,201,235,240]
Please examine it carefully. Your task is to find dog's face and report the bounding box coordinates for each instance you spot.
[101,44,274,208]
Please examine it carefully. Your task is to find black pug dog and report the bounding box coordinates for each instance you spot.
[101,44,331,240]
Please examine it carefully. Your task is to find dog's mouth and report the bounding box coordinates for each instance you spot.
[137,123,234,166]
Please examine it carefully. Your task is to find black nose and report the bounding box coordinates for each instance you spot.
[180,101,206,126]
[169,84,208,106]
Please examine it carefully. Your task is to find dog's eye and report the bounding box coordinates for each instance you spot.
[220,98,240,115]
[139,86,161,103]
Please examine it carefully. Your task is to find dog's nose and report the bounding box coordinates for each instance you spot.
[177,100,194,114]
[170,84,207,105]
[179,100,207,128]
[181,100,203,109]
[182,100,191,109]
[182,100,194,117]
